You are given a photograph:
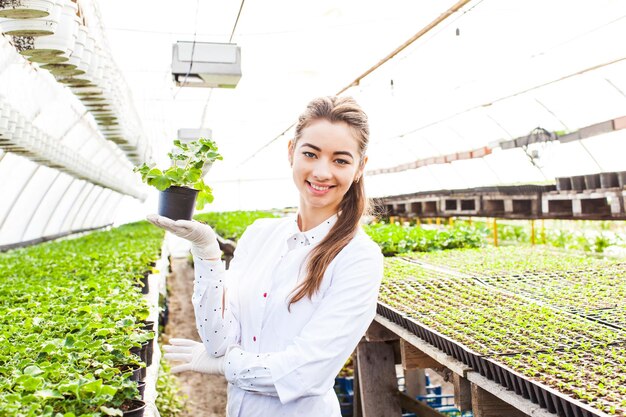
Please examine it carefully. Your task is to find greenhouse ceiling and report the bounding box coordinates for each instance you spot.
[1,0,626,245]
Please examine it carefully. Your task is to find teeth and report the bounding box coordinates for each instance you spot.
[310,183,330,191]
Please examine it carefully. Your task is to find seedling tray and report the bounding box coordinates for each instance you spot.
[377,302,485,370]
[478,356,610,417]
[377,302,613,417]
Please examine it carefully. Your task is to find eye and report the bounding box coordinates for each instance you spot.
[335,158,350,165]
[302,151,316,158]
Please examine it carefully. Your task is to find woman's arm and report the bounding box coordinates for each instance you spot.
[191,221,261,357]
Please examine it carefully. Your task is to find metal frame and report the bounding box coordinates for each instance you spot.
[58,182,91,233]
[0,223,112,252]
[0,164,40,233]
[96,193,124,226]
[41,177,76,236]
[81,188,111,229]
[69,185,102,231]
[19,171,62,242]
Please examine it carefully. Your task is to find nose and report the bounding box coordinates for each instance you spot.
[311,158,332,181]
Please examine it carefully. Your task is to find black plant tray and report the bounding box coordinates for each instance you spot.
[376,302,609,417]
[478,356,608,417]
[376,302,409,330]
[377,302,486,370]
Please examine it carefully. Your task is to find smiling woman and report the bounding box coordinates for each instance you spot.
[148,96,383,417]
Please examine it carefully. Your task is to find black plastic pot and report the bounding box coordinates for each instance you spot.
[140,321,155,367]
[118,364,143,382]
[136,381,146,399]
[158,186,199,220]
[122,399,147,417]
[140,271,149,295]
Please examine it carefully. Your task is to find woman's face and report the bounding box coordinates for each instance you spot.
[289,119,366,217]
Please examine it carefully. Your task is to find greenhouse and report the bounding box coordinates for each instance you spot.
[1,0,626,416]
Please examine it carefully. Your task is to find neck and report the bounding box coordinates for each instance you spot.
[297,204,338,232]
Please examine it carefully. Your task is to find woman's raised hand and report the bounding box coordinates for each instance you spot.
[146,214,222,260]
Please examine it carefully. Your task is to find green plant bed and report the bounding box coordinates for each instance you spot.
[404,246,626,325]
[194,210,281,241]
[404,246,616,276]
[380,258,626,356]
[499,344,626,415]
[363,222,485,256]
[0,222,164,416]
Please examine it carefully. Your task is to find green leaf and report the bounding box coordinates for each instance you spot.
[184,168,202,183]
[100,384,117,397]
[146,168,162,178]
[24,365,44,376]
[35,389,64,399]
[64,335,75,347]
[81,379,102,394]
[100,406,123,416]
[149,175,171,191]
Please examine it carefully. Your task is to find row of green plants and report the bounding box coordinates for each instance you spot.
[381,258,626,356]
[457,219,626,254]
[363,222,485,256]
[191,211,486,256]
[194,210,280,241]
[404,246,626,326]
[499,344,626,415]
[154,358,186,417]
[405,245,614,276]
[0,222,164,416]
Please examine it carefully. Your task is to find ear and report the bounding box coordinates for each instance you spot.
[287,139,294,166]
[355,155,368,181]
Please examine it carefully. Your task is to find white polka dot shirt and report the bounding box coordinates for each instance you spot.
[192,214,383,417]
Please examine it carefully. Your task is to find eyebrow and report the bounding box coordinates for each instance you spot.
[300,143,354,159]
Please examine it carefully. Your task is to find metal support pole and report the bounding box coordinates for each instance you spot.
[0,165,40,232]
[59,182,91,232]
[19,171,62,241]
[41,177,76,236]
[72,187,104,230]
[81,188,111,229]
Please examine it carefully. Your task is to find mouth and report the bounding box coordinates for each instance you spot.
[306,181,335,194]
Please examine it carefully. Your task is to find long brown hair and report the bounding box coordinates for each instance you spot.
[288,96,370,307]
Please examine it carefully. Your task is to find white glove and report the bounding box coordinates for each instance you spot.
[163,338,225,375]
[146,214,221,260]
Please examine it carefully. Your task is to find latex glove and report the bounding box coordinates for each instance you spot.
[146,214,221,260]
[163,338,225,375]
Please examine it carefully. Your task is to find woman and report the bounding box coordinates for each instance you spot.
[148,96,383,417]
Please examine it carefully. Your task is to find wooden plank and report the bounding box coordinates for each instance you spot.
[353,352,363,417]
[356,341,403,417]
[374,315,471,377]
[398,391,448,417]
[366,320,400,342]
[401,339,441,369]
[471,383,528,417]
[404,368,426,398]
[466,372,556,417]
[452,373,472,412]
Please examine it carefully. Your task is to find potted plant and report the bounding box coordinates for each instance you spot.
[134,137,222,220]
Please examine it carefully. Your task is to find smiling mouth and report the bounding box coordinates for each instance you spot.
[306,181,335,192]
